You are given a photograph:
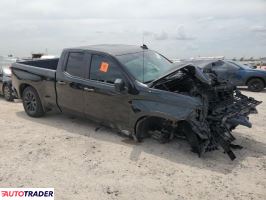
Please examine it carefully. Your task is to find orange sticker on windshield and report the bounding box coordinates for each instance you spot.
[99,62,109,73]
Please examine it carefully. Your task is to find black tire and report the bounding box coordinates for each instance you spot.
[22,86,45,117]
[247,78,264,92]
[3,84,14,102]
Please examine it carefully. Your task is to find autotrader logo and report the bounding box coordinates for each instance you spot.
[0,188,54,200]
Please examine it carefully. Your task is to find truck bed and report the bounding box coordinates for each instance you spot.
[20,59,59,70]
[11,59,59,111]
[12,59,59,79]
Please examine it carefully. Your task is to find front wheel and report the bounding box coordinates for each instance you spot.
[22,86,45,117]
[3,84,14,101]
[247,78,264,92]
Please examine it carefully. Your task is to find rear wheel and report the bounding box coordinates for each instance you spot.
[247,78,264,92]
[22,86,44,117]
[3,84,14,101]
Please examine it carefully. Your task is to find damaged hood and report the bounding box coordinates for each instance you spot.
[148,64,212,87]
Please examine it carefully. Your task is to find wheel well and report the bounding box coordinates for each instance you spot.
[19,84,47,113]
[135,116,160,133]
[134,116,176,141]
[19,84,31,97]
[246,77,265,87]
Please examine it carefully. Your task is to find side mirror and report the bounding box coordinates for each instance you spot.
[114,78,125,92]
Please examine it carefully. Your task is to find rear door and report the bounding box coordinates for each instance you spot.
[83,54,131,129]
[56,51,91,116]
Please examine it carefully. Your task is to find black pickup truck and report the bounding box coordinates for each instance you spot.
[11,44,261,160]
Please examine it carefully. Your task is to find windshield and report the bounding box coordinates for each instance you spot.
[116,51,174,83]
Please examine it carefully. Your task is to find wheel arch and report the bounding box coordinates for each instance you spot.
[134,115,178,141]
[19,83,31,97]
[19,84,47,112]
[246,77,266,87]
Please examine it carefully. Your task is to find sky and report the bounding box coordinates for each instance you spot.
[0,0,265,59]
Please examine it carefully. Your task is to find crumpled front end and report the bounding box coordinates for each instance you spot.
[151,64,262,160]
[188,88,261,160]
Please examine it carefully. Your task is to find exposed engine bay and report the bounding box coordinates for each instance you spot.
[149,65,262,160]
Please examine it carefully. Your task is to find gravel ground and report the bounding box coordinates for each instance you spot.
[0,89,265,200]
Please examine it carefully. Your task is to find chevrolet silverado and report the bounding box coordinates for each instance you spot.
[11,45,261,160]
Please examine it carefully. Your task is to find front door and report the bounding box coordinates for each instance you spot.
[83,54,131,130]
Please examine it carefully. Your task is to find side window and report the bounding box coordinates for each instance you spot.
[65,52,88,78]
[90,55,123,84]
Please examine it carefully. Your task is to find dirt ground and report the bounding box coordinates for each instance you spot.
[0,89,265,200]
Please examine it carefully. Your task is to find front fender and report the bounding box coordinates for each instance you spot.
[129,98,202,130]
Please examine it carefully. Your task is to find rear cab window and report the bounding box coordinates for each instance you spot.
[65,52,91,78]
[90,54,124,84]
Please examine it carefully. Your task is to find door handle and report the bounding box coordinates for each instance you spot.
[57,81,66,85]
[84,87,95,92]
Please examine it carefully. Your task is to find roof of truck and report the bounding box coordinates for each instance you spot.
[71,44,147,56]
